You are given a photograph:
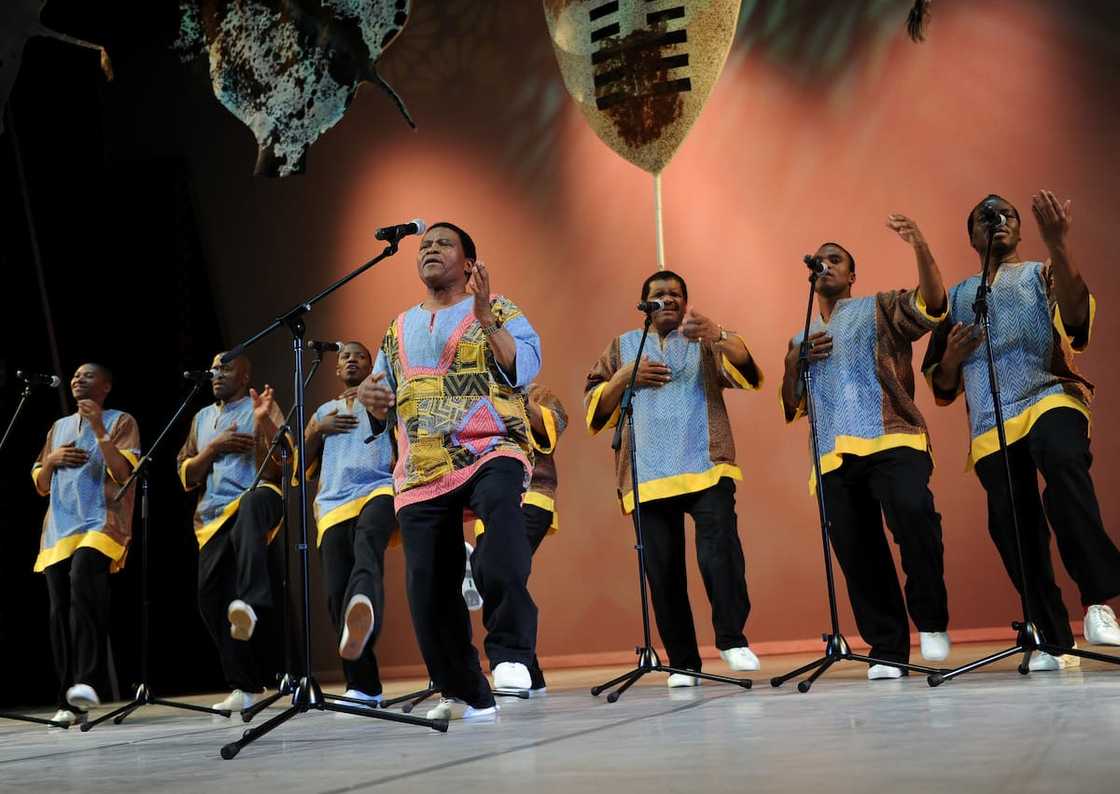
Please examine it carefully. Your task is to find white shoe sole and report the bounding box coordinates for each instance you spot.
[340,597,375,661]
[228,603,256,641]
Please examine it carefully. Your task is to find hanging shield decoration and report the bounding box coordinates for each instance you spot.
[543,0,741,175]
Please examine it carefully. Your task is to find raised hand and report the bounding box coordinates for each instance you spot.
[942,322,984,368]
[1032,189,1072,251]
[467,259,494,325]
[76,399,106,436]
[887,213,927,248]
[681,307,720,343]
[317,408,359,436]
[47,442,90,469]
[357,372,395,420]
[250,385,275,424]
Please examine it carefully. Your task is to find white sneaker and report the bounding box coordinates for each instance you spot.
[49,709,85,727]
[341,688,382,706]
[867,664,904,680]
[462,542,483,611]
[1083,605,1120,646]
[424,697,498,720]
[492,661,531,690]
[227,599,257,641]
[65,683,101,710]
[212,689,257,712]
[339,594,375,661]
[667,672,701,688]
[719,646,761,671]
[920,631,951,661]
[1028,648,1081,672]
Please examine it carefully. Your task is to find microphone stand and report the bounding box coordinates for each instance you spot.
[770,266,949,693]
[218,237,447,761]
[926,222,1120,686]
[0,383,70,728]
[82,378,235,731]
[591,311,753,702]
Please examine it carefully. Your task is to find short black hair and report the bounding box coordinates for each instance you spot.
[967,194,1018,237]
[427,221,477,261]
[83,362,113,384]
[820,242,856,273]
[341,341,371,356]
[641,270,688,303]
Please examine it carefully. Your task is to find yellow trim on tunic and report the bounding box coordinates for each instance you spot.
[473,491,559,537]
[778,387,806,424]
[621,463,742,515]
[179,456,199,491]
[585,382,620,435]
[1052,294,1096,353]
[721,334,762,390]
[107,448,140,486]
[34,530,127,574]
[967,393,1090,469]
[808,432,930,495]
[914,292,948,324]
[315,485,394,547]
[195,483,284,549]
[530,406,559,454]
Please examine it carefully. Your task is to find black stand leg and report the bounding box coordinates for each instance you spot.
[591,315,752,702]
[926,212,1119,687]
[0,713,70,728]
[771,269,950,693]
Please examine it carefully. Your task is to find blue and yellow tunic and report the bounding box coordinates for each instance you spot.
[176,395,285,548]
[373,295,542,512]
[785,289,944,491]
[585,329,762,514]
[923,260,1095,467]
[32,410,140,573]
[307,394,395,546]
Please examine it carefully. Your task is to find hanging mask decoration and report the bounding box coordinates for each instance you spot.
[1,1,113,135]
[177,0,414,177]
[543,0,741,267]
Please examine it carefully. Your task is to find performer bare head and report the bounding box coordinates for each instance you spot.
[210,352,252,403]
[336,341,372,388]
[70,363,113,406]
[417,221,477,294]
[812,242,857,300]
[640,270,689,336]
[967,194,1021,261]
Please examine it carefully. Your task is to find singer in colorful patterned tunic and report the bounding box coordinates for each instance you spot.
[923,191,1120,662]
[305,341,397,706]
[585,270,763,685]
[359,221,541,719]
[32,363,139,725]
[177,353,286,712]
[780,219,952,678]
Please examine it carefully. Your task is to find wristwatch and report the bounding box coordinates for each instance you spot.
[717,326,729,343]
[482,322,502,337]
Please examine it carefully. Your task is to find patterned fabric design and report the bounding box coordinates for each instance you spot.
[310,396,394,524]
[525,383,568,503]
[922,261,1094,463]
[33,410,140,572]
[374,294,541,510]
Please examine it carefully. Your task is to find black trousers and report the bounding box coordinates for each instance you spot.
[319,494,395,695]
[637,478,751,672]
[197,487,283,692]
[473,502,552,689]
[44,547,111,710]
[398,457,536,709]
[975,408,1120,648]
[822,447,949,664]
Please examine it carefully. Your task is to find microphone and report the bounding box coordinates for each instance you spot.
[17,370,61,388]
[637,299,667,313]
[978,205,1007,227]
[375,218,427,242]
[804,255,830,276]
[307,340,343,353]
[183,369,215,382]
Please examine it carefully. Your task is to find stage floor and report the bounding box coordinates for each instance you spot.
[3,642,1119,793]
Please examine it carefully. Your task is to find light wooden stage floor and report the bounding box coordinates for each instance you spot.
[2,642,1119,793]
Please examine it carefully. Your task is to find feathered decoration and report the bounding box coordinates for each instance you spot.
[906,0,932,43]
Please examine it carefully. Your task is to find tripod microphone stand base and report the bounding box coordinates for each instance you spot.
[220,675,448,760]
[1,713,70,728]
[379,681,529,714]
[591,647,753,703]
[771,634,948,694]
[239,673,296,722]
[927,621,1120,687]
[81,684,231,731]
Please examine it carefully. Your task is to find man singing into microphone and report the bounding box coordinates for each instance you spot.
[780,221,953,679]
[32,363,139,725]
[585,271,763,686]
[305,341,396,706]
[923,192,1120,666]
[177,353,286,712]
[358,221,541,719]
